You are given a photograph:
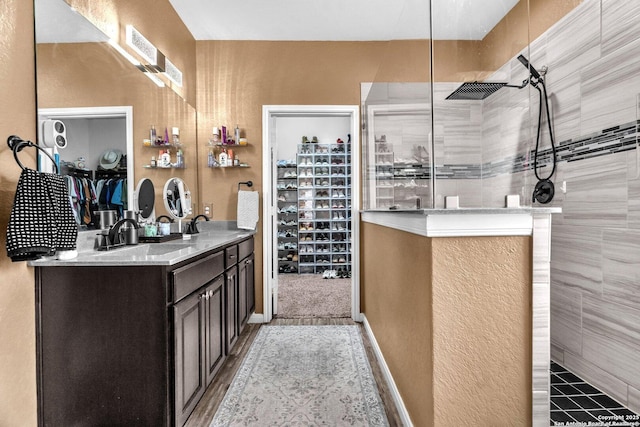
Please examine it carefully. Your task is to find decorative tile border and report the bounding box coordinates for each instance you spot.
[429,120,639,180]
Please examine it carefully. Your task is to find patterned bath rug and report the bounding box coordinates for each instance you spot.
[211,325,389,426]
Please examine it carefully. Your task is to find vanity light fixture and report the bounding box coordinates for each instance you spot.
[108,39,144,70]
[125,25,165,72]
[108,39,165,87]
[164,58,183,87]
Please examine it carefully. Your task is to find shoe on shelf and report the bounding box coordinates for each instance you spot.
[302,136,309,144]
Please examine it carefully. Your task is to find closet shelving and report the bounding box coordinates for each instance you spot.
[277,160,299,274]
[374,137,395,209]
[296,143,351,275]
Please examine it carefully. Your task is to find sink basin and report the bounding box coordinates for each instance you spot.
[93,243,191,258]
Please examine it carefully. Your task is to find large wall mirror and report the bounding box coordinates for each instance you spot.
[34,0,199,229]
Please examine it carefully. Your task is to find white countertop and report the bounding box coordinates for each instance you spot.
[362,207,562,215]
[29,222,255,267]
[361,207,561,237]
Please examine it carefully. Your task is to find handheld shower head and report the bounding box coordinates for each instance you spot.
[517,54,541,80]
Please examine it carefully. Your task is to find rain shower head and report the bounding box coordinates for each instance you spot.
[445,82,508,100]
[517,54,541,80]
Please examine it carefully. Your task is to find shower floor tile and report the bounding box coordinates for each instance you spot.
[550,361,640,426]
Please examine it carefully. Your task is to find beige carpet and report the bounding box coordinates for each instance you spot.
[277,274,351,318]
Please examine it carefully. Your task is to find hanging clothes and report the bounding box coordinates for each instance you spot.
[63,174,99,227]
[95,176,127,219]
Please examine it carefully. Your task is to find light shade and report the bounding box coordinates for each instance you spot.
[126,25,164,72]
[164,58,183,87]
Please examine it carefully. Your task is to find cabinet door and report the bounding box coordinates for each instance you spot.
[238,258,248,329]
[246,253,255,316]
[225,266,238,352]
[174,290,206,427]
[238,253,255,330]
[204,276,225,384]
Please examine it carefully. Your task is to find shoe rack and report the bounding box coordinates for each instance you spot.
[296,142,351,275]
[374,135,431,209]
[277,160,299,274]
[374,136,395,209]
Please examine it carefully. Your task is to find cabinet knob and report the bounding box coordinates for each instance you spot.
[209,290,214,297]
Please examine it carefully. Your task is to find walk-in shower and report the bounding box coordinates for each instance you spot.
[446,55,558,203]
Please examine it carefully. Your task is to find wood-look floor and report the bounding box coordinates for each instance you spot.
[184,317,403,427]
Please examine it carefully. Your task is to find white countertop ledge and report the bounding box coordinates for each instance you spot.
[29,226,256,267]
[360,207,561,237]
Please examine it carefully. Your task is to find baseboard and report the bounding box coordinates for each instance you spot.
[362,315,413,427]
[248,313,265,324]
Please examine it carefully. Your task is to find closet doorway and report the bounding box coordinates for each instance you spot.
[262,106,360,323]
[38,106,134,208]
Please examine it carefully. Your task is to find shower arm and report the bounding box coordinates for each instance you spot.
[504,79,531,90]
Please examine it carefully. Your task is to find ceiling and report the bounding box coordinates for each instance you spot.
[169,0,520,41]
[36,0,521,43]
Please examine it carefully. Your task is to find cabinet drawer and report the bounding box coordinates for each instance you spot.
[225,245,238,269]
[238,237,254,261]
[172,251,224,302]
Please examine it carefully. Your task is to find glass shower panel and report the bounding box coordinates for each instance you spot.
[431,0,532,208]
[362,83,432,210]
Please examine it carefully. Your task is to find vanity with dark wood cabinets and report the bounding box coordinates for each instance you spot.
[34,233,254,426]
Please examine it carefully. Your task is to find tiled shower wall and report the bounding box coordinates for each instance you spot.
[478,0,640,413]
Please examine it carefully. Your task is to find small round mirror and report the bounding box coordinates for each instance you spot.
[163,178,192,220]
[134,178,156,224]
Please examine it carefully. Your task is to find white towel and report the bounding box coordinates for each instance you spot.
[237,190,259,230]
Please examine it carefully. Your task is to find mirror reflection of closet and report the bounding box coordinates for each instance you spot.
[34,0,135,228]
[34,0,201,223]
[37,107,134,228]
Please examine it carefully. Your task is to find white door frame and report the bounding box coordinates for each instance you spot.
[262,105,361,323]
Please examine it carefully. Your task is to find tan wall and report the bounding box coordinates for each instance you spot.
[432,236,532,426]
[0,0,38,425]
[360,226,533,426]
[196,40,430,312]
[64,0,197,105]
[36,42,199,215]
[360,222,434,426]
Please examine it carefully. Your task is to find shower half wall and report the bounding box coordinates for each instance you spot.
[431,0,640,414]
